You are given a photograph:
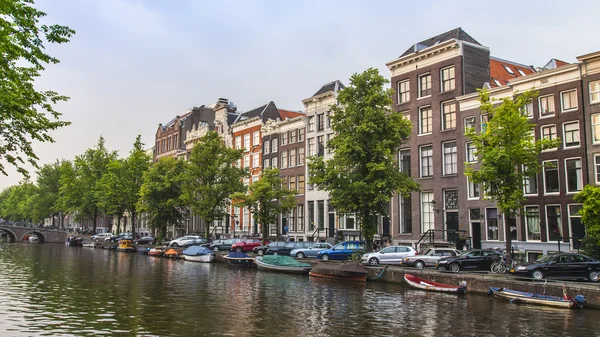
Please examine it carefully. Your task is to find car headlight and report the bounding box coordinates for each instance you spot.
[516,266,527,271]
[403,257,410,261]
[438,260,447,264]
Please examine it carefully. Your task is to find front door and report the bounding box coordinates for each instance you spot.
[446,212,459,242]
[471,222,482,249]
[328,213,335,237]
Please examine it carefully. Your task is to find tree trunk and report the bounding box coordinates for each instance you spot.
[505,219,512,266]
[131,211,136,240]
[205,219,210,240]
[92,216,97,234]
[117,215,121,234]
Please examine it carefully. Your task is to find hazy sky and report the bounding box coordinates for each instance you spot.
[2,0,599,189]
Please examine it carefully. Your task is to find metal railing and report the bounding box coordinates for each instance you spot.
[414,229,468,251]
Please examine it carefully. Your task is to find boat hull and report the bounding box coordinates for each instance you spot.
[65,239,83,247]
[309,271,366,282]
[183,254,215,263]
[255,257,312,274]
[488,287,583,309]
[404,274,466,294]
[117,248,137,252]
[223,256,255,268]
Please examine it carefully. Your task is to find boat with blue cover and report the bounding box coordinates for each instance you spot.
[488,287,586,309]
[183,246,215,263]
[255,255,312,273]
[223,252,255,267]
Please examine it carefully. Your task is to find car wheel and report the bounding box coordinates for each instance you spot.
[213,247,219,252]
[297,252,305,259]
[257,249,264,255]
[414,260,425,269]
[450,263,461,273]
[171,243,179,247]
[369,257,379,266]
[588,270,600,282]
[273,251,279,255]
[236,247,243,253]
[322,254,330,261]
[531,269,545,280]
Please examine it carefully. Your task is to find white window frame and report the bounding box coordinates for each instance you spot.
[440,66,455,92]
[263,159,270,168]
[418,106,432,135]
[442,141,457,175]
[466,177,480,200]
[542,160,560,195]
[540,124,557,151]
[271,157,278,168]
[595,154,600,185]
[308,116,315,132]
[562,121,580,149]
[564,157,583,194]
[441,101,456,130]
[464,116,476,132]
[538,94,555,118]
[545,204,563,242]
[465,142,476,163]
[252,153,259,168]
[420,191,434,233]
[235,136,242,150]
[418,73,432,99]
[485,207,500,241]
[560,89,578,112]
[522,99,533,119]
[281,132,288,146]
[397,79,410,104]
[590,80,600,104]
[244,155,250,168]
[522,165,538,197]
[263,140,270,154]
[419,145,433,178]
[252,131,260,147]
[243,134,250,151]
[271,138,278,152]
[524,205,541,242]
[281,150,288,169]
[592,113,600,144]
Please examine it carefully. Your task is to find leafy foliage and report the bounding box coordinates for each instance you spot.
[309,68,418,251]
[0,0,75,176]
[138,156,186,240]
[465,89,560,262]
[182,131,248,238]
[0,180,37,223]
[574,185,600,259]
[232,168,296,239]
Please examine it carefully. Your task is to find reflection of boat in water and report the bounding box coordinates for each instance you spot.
[65,236,83,247]
[309,262,368,282]
[255,255,312,273]
[182,246,215,263]
[82,240,95,248]
[488,287,586,309]
[148,247,166,257]
[223,252,255,267]
[117,239,136,252]
[404,274,466,294]
[28,236,40,243]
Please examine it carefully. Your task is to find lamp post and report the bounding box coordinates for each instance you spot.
[234,220,239,238]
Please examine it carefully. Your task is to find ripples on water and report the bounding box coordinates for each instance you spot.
[0,243,599,337]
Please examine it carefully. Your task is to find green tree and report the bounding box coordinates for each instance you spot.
[0,0,75,176]
[574,185,600,259]
[465,89,560,264]
[0,181,37,224]
[309,68,418,251]
[31,160,64,227]
[61,137,117,233]
[96,158,128,234]
[232,168,296,240]
[138,156,186,240]
[182,131,248,239]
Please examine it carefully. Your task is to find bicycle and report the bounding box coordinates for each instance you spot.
[490,257,516,274]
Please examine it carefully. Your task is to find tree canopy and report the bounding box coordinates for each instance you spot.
[0,0,75,176]
[574,185,600,259]
[309,68,418,251]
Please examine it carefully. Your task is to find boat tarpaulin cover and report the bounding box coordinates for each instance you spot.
[182,246,213,256]
[260,255,311,267]
[227,252,251,258]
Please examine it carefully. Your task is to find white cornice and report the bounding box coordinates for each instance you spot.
[385,39,459,70]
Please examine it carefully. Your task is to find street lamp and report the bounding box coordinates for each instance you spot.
[235,220,239,238]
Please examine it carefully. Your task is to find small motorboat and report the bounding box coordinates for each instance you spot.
[163,248,181,258]
[488,287,586,309]
[65,236,83,247]
[103,243,117,250]
[28,236,40,243]
[223,252,255,267]
[147,247,166,257]
[309,262,368,282]
[117,239,136,252]
[182,246,215,263]
[82,241,95,248]
[255,255,312,274]
[404,274,467,294]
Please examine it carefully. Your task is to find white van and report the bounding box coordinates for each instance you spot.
[91,233,113,241]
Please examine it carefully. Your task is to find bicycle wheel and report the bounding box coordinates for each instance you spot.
[491,262,502,273]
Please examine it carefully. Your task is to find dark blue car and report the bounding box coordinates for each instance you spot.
[316,241,365,261]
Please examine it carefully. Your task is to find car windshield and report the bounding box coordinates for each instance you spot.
[423,248,434,256]
[379,247,394,254]
[535,254,557,263]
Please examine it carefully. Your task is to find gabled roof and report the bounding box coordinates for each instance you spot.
[235,101,280,124]
[399,27,481,57]
[313,80,345,97]
[278,109,304,120]
[489,56,536,88]
[543,58,570,71]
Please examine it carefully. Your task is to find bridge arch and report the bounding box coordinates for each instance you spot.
[22,231,46,244]
[0,228,17,243]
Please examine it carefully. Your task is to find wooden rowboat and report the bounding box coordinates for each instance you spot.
[255,256,312,274]
[309,262,368,282]
[488,287,586,309]
[404,274,467,294]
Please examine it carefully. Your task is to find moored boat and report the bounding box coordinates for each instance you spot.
[28,236,40,243]
[404,274,466,294]
[163,248,181,258]
[255,255,312,273]
[309,262,368,282]
[65,236,83,247]
[183,246,215,263]
[117,239,136,252]
[223,252,255,267]
[488,287,586,309]
[82,241,95,248]
[147,247,166,257]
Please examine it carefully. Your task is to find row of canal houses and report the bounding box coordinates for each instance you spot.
[152,28,600,261]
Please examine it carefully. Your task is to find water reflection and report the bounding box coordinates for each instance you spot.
[0,243,599,337]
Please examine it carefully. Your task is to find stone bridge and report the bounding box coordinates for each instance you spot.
[0,226,68,243]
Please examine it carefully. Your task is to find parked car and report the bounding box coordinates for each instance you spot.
[316,241,365,261]
[402,248,462,269]
[290,242,333,258]
[361,246,417,265]
[202,239,225,248]
[266,241,313,256]
[253,241,287,255]
[168,235,202,247]
[209,238,242,252]
[436,249,502,273]
[193,238,208,246]
[231,238,264,252]
[91,233,113,242]
[133,236,156,245]
[511,252,600,282]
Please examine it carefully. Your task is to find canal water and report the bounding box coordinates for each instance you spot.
[0,244,599,337]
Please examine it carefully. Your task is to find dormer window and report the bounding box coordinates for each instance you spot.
[493,79,502,87]
[517,69,526,77]
[503,65,515,75]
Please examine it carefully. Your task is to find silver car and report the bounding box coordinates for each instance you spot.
[402,248,462,269]
[361,246,417,265]
[290,242,332,258]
